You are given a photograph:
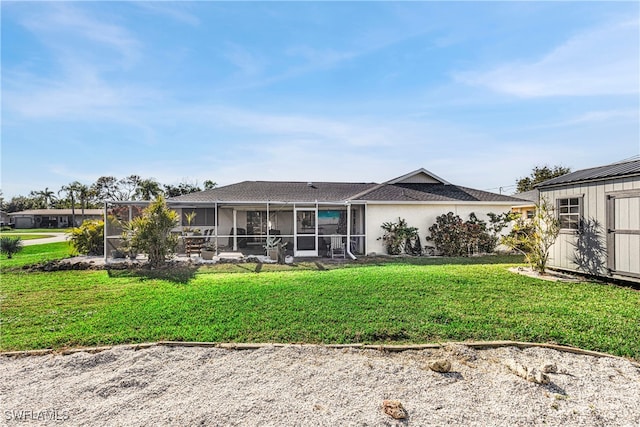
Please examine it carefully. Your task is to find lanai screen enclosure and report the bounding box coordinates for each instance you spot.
[104,200,366,260]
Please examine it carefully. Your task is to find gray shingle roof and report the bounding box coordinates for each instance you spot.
[536,159,640,188]
[169,181,378,203]
[170,181,523,204]
[354,183,525,202]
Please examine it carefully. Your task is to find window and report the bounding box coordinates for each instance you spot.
[318,209,346,235]
[557,197,582,230]
[182,208,217,226]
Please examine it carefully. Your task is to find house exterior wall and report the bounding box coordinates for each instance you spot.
[540,176,640,282]
[11,213,101,228]
[364,203,516,255]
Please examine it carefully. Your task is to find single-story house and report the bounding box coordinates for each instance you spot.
[511,189,538,219]
[8,209,103,229]
[536,158,640,283]
[105,169,526,260]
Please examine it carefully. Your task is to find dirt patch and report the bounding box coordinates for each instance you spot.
[508,266,583,282]
[1,344,638,426]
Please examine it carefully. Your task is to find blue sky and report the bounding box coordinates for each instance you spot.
[2,1,639,198]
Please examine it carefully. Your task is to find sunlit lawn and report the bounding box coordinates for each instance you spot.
[2,253,638,359]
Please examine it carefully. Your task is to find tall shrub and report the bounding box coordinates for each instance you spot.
[378,218,420,255]
[427,212,467,256]
[427,212,513,256]
[68,220,104,255]
[127,195,179,267]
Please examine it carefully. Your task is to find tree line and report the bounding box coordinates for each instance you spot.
[0,176,216,213]
[1,164,569,214]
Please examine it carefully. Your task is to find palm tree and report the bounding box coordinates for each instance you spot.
[135,178,163,201]
[75,183,91,223]
[58,182,78,227]
[0,236,23,259]
[35,187,57,209]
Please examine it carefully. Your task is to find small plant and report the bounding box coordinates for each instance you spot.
[263,235,287,263]
[183,211,197,233]
[68,220,104,255]
[200,241,217,260]
[0,236,23,259]
[263,235,282,250]
[202,242,216,252]
[502,198,560,274]
[378,218,420,255]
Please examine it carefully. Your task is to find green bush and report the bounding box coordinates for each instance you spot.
[126,196,179,267]
[0,236,24,259]
[68,220,104,255]
[427,212,513,257]
[427,212,468,256]
[378,218,420,255]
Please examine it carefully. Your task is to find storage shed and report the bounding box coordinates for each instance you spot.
[537,158,640,283]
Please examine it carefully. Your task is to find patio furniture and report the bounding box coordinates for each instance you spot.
[330,235,345,259]
[184,236,204,257]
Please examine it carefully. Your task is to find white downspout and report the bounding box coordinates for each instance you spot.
[346,202,357,260]
[214,201,218,255]
[233,209,238,251]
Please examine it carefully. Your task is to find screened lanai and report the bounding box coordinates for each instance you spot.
[104,200,366,262]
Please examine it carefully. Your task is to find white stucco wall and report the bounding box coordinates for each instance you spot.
[365,202,516,255]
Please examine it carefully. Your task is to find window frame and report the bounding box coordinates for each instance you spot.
[556,196,583,231]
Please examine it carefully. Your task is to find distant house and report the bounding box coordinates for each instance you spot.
[104,168,527,259]
[8,209,103,229]
[511,189,539,219]
[536,158,640,283]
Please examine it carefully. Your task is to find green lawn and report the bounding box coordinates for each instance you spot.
[1,228,72,233]
[0,242,76,269]
[2,256,638,359]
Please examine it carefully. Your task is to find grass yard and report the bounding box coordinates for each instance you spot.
[0,242,76,269]
[2,255,639,359]
[1,228,72,233]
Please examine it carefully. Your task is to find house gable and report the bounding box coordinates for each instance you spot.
[386,168,451,185]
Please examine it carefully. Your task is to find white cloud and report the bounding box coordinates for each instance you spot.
[562,109,639,125]
[183,106,411,149]
[4,63,161,119]
[4,4,158,119]
[134,2,200,27]
[223,43,265,76]
[22,3,140,65]
[457,19,640,97]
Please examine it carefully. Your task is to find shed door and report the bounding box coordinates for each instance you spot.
[606,190,640,279]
